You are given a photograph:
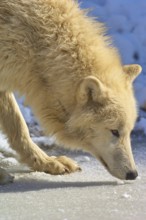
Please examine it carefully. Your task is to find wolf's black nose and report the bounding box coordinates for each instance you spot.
[126,170,138,180]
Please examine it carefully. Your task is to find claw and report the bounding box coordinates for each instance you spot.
[64,167,70,174]
[77,167,82,172]
[36,156,81,175]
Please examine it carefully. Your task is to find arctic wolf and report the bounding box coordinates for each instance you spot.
[0,0,142,184]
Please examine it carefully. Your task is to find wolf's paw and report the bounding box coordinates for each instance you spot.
[40,156,81,175]
[54,156,81,174]
[0,168,14,185]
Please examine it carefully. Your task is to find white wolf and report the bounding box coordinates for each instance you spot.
[0,0,141,184]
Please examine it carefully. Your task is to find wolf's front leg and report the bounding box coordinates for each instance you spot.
[0,92,80,176]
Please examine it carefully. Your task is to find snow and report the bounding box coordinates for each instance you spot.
[0,136,146,220]
[121,193,131,199]
[136,118,146,135]
[0,133,17,159]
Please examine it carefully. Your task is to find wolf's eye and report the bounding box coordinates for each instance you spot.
[111,130,120,138]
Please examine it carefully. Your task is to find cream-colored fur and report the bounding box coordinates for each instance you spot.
[0,0,142,183]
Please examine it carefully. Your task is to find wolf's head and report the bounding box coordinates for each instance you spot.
[65,64,142,180]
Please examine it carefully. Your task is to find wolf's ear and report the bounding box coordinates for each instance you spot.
[77,76,107,104]
[123,64,142,83]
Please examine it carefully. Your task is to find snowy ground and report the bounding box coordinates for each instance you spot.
[0,135,146,220]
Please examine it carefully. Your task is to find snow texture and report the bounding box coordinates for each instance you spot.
[0,134,146,220]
